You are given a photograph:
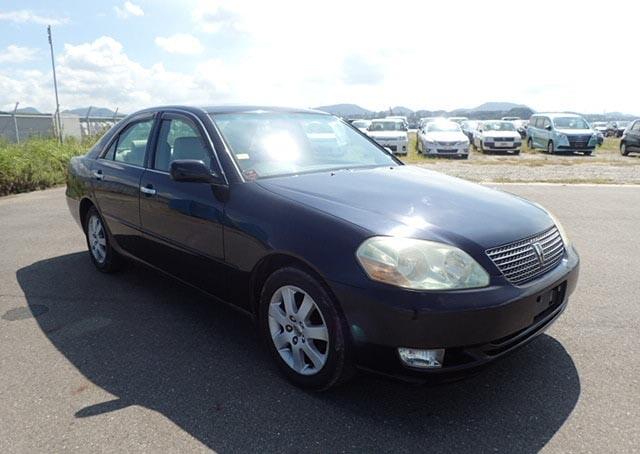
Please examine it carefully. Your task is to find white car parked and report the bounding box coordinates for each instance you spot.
[473,120,522,154]
[351,119,371,133]
[367,119,409,155]
[417,121,469,158]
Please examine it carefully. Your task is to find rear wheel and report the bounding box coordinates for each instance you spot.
[84,207,123,273]
[621,142,629,156]
[259,267,354,390]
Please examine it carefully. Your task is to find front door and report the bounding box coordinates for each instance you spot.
[138,112,229,301]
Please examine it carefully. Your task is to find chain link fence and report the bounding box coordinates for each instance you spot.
[0,112,125,143]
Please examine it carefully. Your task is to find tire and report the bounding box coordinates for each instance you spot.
[84,206,123,273]
[547,140,555,154]
[621,143,629,156]
[480,141,487,154]
[417,137,422,154]
[461,154,469,160]
[513,150,521,155]
[527,137,533,150]
[259,267,354,390]
[584,150,592,156]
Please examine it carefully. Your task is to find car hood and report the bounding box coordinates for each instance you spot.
[556,128,594,135]
[367,131,407,139]
[482,131,521,139]
[423,131,468,142]
[257,166,553,250]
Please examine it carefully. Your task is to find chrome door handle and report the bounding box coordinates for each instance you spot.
[93,170,104,181]
[140,186,156,195]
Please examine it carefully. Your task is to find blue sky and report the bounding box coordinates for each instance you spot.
[1,0,638,114]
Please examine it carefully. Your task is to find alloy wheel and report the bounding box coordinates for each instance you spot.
[88,214,107,264]
[268,285,329,376]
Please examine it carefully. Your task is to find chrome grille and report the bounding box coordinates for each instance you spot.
[486,227,565,285]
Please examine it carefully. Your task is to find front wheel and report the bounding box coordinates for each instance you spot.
[84,207,123,273]
[259,267,354,390]
[621,143,629,156]
[547,140,555,154]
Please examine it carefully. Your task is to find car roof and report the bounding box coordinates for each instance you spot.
[129,105,330,116]
[373,118,403,122]
[533,113,583,119]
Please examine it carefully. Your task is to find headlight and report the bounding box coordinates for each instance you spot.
[425,140,437,147]
[483,137,493,142]
[546,212,571,248]
[457,141,469,147]
[356,237,490,290]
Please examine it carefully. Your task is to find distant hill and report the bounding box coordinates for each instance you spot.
[312,104,372,117]
[17,107,41,114]
[389,106,414,116]
[63,107,119,117]
[467,102,528,112]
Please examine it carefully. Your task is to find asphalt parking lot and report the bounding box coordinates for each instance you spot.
[1,184,639,453]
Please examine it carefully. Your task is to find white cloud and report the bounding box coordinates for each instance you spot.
[0,45,38,64]
[0,9,68,25]
[114,1,144,19]
[192,0,245,33]
[155,34,204,55]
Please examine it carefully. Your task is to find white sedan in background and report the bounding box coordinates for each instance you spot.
[417,121,469,158]
[367,119,409,155]
[473,120,522,154]
[351,119,372,133]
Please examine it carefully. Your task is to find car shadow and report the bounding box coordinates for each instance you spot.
[16,252,581,453]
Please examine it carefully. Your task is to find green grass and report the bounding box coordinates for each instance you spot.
[0,137,95,196]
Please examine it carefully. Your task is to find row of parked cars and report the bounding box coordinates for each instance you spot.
[349,114,640,158]
[590,121,631,138]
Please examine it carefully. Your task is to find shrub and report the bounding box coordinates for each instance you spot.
[0,137,96,196]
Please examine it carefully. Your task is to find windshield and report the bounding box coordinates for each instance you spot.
[426,122,461,132]
[212,112,397,179]
[369,121,406,131]
[553,117,589,129]
[482,121,516,131]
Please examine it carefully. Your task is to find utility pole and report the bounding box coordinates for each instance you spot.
[47,25,62,143]
[12,102,20,144]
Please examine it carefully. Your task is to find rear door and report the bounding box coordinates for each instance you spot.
[138,111,229,300]
[630,121,640,150]
[91,115,156,254]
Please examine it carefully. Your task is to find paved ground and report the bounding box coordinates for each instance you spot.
[1,185,639,453]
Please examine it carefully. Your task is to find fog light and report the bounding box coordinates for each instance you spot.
[398,347,444,369]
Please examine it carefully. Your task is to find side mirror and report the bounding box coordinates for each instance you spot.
[170,160,223,184]
[545,125,553,131]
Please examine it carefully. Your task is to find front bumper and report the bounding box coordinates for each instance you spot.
[330,246,579,380]
[373,139,408,154]
[424,145,469,156]
[483,141,521,152]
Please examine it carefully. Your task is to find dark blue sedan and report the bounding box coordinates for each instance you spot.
[66,105,580,390]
